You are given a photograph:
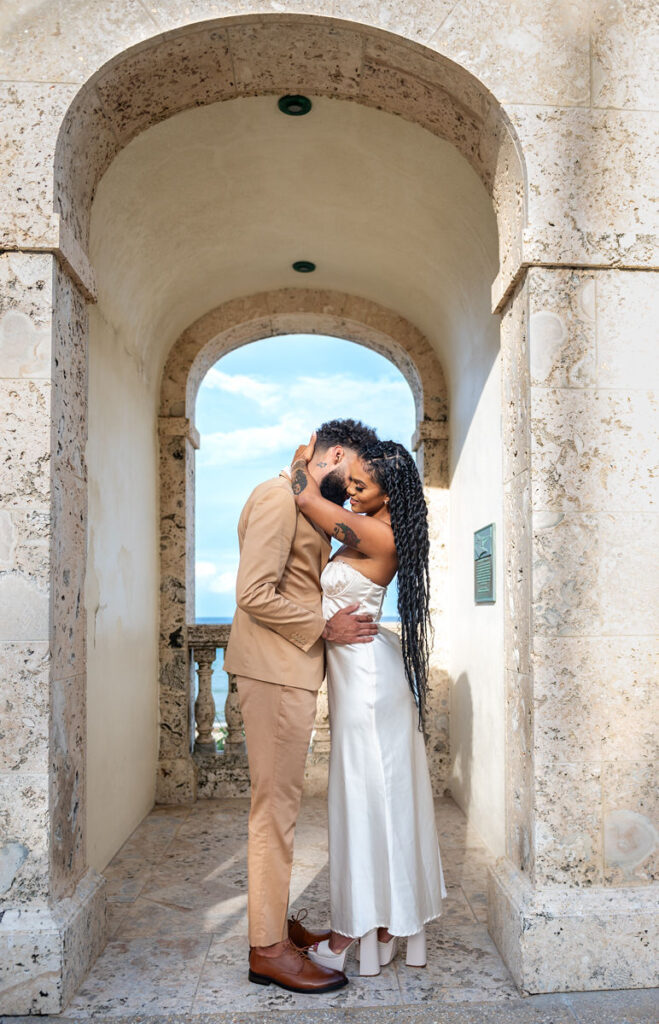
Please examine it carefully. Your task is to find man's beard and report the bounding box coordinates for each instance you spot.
[320,468,348,506]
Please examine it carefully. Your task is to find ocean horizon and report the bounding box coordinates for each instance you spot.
[196,615,400,624]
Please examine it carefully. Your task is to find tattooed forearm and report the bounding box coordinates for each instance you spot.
[291,468,308,495]
[333,522,362,547]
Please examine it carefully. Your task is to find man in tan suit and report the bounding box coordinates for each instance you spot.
[224,419,378,993]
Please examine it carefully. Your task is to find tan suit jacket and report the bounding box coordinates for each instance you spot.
[223,472,331,691]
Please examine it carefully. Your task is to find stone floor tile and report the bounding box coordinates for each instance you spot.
[39,795,656,1023]
[63,934,212,1017]
[438,885,479,926]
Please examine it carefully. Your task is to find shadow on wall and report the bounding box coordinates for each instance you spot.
[448,672,474,827]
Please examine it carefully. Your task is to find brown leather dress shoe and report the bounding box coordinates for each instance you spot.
[288,908,332,950]
[248,939,347,993]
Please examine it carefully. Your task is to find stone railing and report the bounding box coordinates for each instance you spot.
[188,624,246,761]
[187,622,331,797]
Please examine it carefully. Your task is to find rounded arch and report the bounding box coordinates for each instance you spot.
[160,288,448,433]
[157,289,451,803]
[54,13,526,301]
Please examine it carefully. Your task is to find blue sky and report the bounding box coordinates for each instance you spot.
[195,334,417,622]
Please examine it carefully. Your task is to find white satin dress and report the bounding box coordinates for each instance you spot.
[321,557,447,938]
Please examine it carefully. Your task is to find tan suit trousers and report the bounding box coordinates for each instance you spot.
[236,674,318,947]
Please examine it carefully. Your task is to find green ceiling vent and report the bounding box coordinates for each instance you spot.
[278,95,312,116]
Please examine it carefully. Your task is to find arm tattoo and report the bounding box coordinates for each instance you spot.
[291,468,308,495]
[333,522,361,547]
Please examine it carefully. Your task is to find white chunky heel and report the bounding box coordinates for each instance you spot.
[358,928,380,976]
[378,934,399,966]
[405,927,427,967]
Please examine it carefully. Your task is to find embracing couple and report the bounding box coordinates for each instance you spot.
[224,418,446,993]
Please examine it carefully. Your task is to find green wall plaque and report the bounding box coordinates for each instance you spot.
[474,523,496,604]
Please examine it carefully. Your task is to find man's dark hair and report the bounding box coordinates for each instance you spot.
[315,418,378,453]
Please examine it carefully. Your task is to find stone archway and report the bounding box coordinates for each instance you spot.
[3,16,531,1011]
[8,4,655,1011]
[157,288,450,803]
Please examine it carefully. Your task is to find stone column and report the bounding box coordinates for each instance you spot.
[413,418,451,789]
[0,253,107,1013]
[489,266,659,992]
[156,415,200,803]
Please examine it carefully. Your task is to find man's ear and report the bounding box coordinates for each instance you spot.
[332,445,345,464]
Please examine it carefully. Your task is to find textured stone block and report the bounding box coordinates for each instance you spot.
[0,82,77,249]
[501,280,530,483]
[94,27,237,145]
[0,253,53,380]
[51,470,87,681]
[531,388,658,512]
[339,0,457,44]
[0,867,107,1014]
[55,84,119,250]
[505,669,534,876]
[488,858,659,992]
[52,264,88,482]
[534,762,603,887]
[533,636,658,766]
[159,686,193,759]
[596,270,659,389]
[439,0,590,107]
[230,19,362,98]
[591,0,659,110]
[532,511,659,637]
[0,642,49,774]
[360,59,482,171]
[503,470,531,675]
[509,106,659,267]
[603,760,658,886]
[529,268,596,388]
[0,379,51,510]
[0,772,49,902]
[50,749,86,899]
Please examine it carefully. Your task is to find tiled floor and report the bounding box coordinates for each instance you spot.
[60,796,518,1017]
[31,797,656,1024]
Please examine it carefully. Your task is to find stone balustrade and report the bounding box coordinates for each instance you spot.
[188,624,245,760]
[187,623,332,797]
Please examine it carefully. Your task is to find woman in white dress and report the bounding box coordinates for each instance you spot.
[289,436,446,977]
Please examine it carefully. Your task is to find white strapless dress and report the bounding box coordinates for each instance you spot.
[321,557,447,938]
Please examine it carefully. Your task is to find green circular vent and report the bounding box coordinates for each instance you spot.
[278,95,312,116]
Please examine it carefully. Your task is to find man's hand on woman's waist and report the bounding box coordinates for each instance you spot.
[322,603,377,644]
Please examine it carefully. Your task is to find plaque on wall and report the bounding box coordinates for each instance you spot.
[474,523,495,604]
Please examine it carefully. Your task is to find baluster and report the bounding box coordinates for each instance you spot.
[224,673,246,759]
[311,677,330,758]
[193,646,217,753]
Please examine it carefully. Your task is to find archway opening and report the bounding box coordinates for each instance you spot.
[66,21,520,877]
[194,333,418,739]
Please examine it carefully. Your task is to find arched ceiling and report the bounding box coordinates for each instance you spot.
[89,94,499,394]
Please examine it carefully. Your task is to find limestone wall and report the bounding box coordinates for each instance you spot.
[84,304,160,872]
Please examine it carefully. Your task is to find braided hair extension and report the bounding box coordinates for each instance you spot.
[358,440,432,729]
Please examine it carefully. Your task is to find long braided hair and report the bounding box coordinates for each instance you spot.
[358,440,432,728]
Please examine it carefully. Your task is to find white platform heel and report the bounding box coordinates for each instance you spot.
[377,934,399,966]
[405,927,427,967]
[358,928,380,976]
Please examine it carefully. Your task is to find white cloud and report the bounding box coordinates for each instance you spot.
[198,413,307,466]
[197,372,414,467]
[195,560,238,594]
[203,367,280,408]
